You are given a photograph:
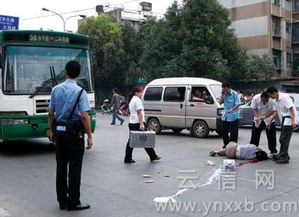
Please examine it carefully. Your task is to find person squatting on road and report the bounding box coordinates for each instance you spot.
[249,92,278,159]
[48,60,93,211]
[267,87,299,164]
[124,87,161,164]
[219,82,241,148]
[111,88,125,125]
[209,142,268,161]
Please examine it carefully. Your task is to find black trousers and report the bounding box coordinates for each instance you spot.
[56,130,85,206]
[222,119,239,148]
[125,123,157,161]
[279,117,294,160]
[250,121,277,153]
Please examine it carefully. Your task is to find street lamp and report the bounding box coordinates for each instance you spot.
[42,7,65,31]
[42,8,87,32]
[65,15,87,27]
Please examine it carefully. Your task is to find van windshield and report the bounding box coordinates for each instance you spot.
[209,84,222,100]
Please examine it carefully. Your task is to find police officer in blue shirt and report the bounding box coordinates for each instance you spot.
[48,60,93,211]
[219,82,241,148]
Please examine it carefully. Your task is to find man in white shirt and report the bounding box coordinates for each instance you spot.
[267,87,298,164]
[250,92,278,158]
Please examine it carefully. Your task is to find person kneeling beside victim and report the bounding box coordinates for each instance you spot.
[210,142,268,161]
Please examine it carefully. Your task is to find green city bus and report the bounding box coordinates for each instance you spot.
[0,30,96,142]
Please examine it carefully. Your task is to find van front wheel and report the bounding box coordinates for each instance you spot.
[192,120,209,138]
[147,118,162,134]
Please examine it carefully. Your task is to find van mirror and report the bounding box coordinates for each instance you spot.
[205,96,214,104]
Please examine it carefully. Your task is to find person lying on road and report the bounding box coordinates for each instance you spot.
[209,142,268,161]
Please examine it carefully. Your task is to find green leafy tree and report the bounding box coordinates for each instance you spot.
[121,21,140,87]
[78,15,125,90]
[138,0,248,83]
[246,54,277,81]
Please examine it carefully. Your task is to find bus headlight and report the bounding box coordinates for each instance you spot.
[13,119,29,125]
[0,119,28,125]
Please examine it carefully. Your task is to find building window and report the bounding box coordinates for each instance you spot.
[292,23,299,42]
[294,0,299,12]
[272,0,281,6]
[273,49,282,70]
[293,53,299,72]
[287,52,292,66]
[286,21,290,33]
[272,16,281,37]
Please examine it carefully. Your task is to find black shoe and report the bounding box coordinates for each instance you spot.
[124,159,136,164]
[120,120,124,125]
[110,123,115,125]
[275,159,289,164]
[67,203,90,211]
[59,202,67,210]
[151,156,162,162]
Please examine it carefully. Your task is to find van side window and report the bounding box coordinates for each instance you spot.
[144,87,163,101]
[190,87,214,104]
[164,87,186,102]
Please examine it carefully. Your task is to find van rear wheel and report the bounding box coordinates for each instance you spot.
[192,120,209,138]
[147,118,162,134]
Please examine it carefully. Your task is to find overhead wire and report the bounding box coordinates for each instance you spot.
[21,0,164,21]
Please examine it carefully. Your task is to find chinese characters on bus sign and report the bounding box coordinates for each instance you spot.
[0,15,19,30]
[29,34,70,44]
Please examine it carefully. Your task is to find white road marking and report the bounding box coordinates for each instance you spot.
[0,208,9,217]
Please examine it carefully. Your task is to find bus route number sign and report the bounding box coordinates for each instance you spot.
[29,34,70,44]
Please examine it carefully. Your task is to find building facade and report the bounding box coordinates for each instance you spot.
[218,0,299,79]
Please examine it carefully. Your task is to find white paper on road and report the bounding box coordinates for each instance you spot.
[153,167,222,203]
[153,188,188,203]
[0,208,9,217]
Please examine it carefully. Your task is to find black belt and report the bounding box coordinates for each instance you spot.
[56,122,66,126]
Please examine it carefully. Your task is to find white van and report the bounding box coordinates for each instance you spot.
[142,77,223,138]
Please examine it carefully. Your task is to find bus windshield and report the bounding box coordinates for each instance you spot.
[3,46,92,95]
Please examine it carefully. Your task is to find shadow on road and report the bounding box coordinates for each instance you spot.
[159,131,221,139]
[0,139,55,156]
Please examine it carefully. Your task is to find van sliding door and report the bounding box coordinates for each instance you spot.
[160,86,186,128]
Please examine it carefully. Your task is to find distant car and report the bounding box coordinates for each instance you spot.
[239,93,299,128]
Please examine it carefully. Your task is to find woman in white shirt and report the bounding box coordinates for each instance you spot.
[124,87,161,163]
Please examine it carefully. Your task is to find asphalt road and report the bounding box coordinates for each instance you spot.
[0,113,298,217]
